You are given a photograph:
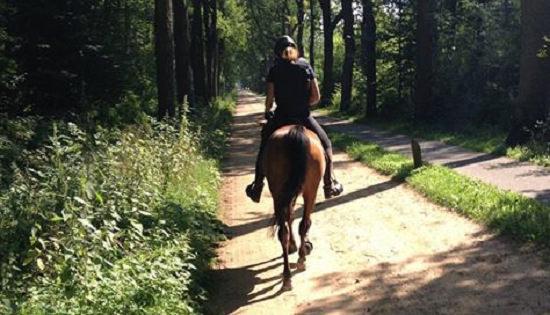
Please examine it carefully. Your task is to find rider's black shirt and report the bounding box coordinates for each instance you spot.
[267,58,316,119]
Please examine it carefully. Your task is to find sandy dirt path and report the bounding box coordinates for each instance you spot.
[211,91,550,315]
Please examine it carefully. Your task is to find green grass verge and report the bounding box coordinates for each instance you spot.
[329,131,550,247]
[319,108,550,168]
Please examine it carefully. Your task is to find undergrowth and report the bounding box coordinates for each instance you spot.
[0,95,235,314]
[329,131,550,247]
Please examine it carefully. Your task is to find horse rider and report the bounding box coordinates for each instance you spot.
[245,35,344,203]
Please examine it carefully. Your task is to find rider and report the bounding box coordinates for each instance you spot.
[245,35,344,203]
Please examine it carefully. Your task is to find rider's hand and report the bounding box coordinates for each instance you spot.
[265,110,275,120]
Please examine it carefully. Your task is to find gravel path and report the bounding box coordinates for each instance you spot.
[212,92,550,315]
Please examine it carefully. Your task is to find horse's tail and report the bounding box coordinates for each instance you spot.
[273,125,310,228]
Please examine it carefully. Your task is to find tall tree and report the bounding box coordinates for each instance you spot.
[203,0,212,97]
[282,0,291,35]
[362,0,377,116]
[210,0,219,97]
[318,0,342,106]
[506,0,550,145]
[339,0,355,112]
[295,0,305,56]
[309,0,315,68]
[414,0,436,123]
[191,0,207,101]
[155,0,176,118]
[173,0,195,111]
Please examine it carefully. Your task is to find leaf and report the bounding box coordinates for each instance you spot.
[130,220,144,235]
[50,214,64,221]
[78,218,96,231]
[74,196,91,207]
[95,191,104,205]
[23,257,34,266]
[85,181,94,200]
[37,258,45,271]
[63,211,73,220]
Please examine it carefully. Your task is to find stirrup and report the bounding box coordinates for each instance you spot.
[324,180,343,199]
[245,181,264,203]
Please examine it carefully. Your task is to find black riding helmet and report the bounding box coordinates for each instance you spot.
[274,35,297,57]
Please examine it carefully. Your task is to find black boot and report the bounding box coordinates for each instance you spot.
[323,148,344,199]
[324,179,344,199]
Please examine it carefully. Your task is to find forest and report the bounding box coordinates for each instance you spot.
[0,0,549,314]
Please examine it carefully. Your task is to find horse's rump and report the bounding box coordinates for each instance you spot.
[263,125,325,223]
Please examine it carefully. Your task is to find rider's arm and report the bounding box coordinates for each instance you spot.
[309,78,320,107]
[265,82,276,111]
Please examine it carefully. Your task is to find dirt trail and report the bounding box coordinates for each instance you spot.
[212,91,550,315]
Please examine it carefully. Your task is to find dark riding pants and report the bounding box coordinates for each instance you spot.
[253,115,335,185]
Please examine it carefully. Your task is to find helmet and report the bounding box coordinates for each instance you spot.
[274,35,297,57]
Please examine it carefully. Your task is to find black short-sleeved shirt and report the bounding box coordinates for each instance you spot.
[267,58,316,119]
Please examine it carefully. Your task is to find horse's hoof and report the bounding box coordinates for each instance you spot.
[305,241,313,255]
[281,279,292,291]
[289,243,298,254]
[297,258,306,271]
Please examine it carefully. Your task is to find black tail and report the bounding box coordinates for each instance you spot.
[274,125,309,227]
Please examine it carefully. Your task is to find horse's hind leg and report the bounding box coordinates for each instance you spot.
[277,210,293,291]
[297,190,317,271]
[288,199,298,254]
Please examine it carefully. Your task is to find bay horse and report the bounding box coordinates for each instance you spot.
[263,124,325,291]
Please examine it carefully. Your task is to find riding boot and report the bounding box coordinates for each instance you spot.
[323,147,344,199]
[246,128,270,203]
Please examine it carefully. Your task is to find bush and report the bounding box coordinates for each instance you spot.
[0,97,234,314]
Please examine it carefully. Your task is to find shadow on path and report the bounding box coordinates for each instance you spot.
[226,180,401,239]
[299,235,550,314]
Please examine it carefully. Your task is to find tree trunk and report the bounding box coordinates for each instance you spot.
[309,0,315,68]
[414,0,436,123]
[506,0,550,145]
[211,0,219,97]
[339,0,355,112]
[362,0,377,117]
[191,0,207,101]
[295,0,305,56]
[203,0,212,98]
[397,0,404,100]
[282,0,291,35]
[318,0,341,106]
[154,0,176,118]
[173,0,195,111]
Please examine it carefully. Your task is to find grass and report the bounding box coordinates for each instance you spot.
[329,131,550,247]
[318,108,550,168]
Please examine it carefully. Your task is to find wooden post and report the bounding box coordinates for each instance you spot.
[411,139,422,168]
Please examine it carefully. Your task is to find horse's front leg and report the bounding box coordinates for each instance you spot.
[278,222,292,290]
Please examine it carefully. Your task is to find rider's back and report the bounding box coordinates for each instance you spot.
[268,58,314,119]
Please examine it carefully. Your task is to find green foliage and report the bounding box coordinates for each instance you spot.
[1,0,156,118]
[0,97,234,314]
[218,0,251,92]
[330,130,550,247]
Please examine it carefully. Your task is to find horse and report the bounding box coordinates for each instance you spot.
[263,124,326,291]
